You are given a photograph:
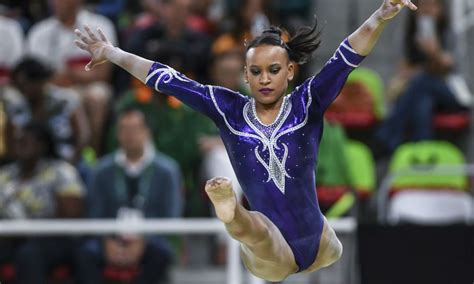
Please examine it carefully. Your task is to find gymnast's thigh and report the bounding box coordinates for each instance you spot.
[239,211,298,280]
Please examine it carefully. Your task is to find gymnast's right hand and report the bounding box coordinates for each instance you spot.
[74,25,113,71]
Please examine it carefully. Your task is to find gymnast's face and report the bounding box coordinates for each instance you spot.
[245,44,294,107]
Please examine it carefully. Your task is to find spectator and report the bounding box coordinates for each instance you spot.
[213,0,272,56]
[77,107,182,284]
[125,0,212,86]
[26,0,117,154]
[0,122,85,284]
[187,0,217,36]
[0,14,24,85]
[118,0,215,216]
[2,58,90,170]
[374,0,471,156]
[105,90,216,217]
[210,50,248,94]
[128,0,162,33]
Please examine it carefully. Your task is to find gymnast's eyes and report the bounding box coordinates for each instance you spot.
[269,66,281,74]
[250,68,261,75]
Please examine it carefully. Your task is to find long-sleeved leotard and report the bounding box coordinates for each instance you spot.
[145,39,365,271]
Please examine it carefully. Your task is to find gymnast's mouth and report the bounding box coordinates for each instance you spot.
[259,88,274,95]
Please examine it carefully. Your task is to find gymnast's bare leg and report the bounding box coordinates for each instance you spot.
[206,177,344,280]
[205,177,298,281]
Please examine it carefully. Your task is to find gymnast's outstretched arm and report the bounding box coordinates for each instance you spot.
[74,26,152,84]
[74,26,243,120]
[348,0,418,56]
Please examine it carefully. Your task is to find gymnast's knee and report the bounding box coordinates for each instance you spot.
[324,234,343,267]
[332,236,343,262]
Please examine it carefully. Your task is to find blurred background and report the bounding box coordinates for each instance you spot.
[0,0,473,283]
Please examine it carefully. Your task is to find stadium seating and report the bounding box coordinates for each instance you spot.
[382,141,472,224]
[317,121,376,218]
[325,67,386,130]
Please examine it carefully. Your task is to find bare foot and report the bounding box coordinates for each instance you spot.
[205,177,237,223]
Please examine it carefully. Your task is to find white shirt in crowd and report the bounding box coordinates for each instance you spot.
[0,15,24,73]
[26,9,117,72]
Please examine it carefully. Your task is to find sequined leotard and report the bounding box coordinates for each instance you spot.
[145,39,364,271]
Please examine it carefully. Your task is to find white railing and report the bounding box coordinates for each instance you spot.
[0,217,356,284]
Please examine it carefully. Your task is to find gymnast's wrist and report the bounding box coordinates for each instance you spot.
[104,45,122,64]
[374,8,389,24]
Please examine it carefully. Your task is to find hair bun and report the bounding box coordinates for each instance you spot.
[262,27,282,37]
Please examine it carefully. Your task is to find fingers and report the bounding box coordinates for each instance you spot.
[84,25,99,42]
[403,0,418,10]
[390,0,417,10]
[74,39,87,50]
[74,29,93,44]
[74,26,107,44]
[97,28,108,42]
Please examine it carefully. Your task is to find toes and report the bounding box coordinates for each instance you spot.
[205,177,232,189]
[214,177,231,185]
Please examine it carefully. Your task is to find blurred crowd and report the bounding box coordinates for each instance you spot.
[0,0,471,283]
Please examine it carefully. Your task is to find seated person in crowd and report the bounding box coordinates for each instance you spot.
[26,0,117,154]
[124,0,211,88]
[116,0,214,217]
[374,0,471,156]
[2,58,90,179]
[77,107,183,284]
[0,122,85,284]
[109,89,218,217]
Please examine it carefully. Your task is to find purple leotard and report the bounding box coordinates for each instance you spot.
[145,39,364,271]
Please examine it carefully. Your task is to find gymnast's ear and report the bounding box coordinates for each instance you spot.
[287,62,295,81]
[244,66,249,83]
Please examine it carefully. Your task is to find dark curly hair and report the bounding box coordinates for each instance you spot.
[246,17,321,65]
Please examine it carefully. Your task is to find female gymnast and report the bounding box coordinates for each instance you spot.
[75,0,417,281]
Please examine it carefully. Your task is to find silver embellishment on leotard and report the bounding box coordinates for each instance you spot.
[274,78,313,141]
[208,77,314,194]
[145,64,191,92]
[208,87,262,141]
[244,97,292,193]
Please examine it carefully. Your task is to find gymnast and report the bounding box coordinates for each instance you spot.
[74,0,417,281]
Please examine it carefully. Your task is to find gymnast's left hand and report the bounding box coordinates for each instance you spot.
[74,25,113,71]
[378,0,418,21]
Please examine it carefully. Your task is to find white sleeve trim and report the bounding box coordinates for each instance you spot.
[340,41,358,54]
[145,69,161,84]
[337,49,359,68]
